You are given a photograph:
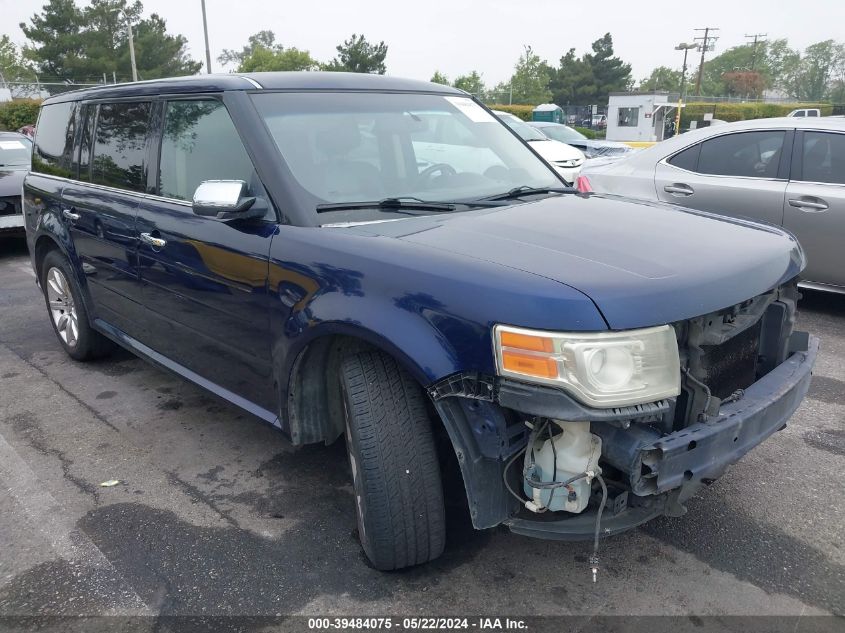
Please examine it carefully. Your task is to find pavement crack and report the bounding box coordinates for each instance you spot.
[0,340,121,434]
[165,471,240,529]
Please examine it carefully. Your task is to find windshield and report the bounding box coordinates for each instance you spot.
[251,93,560,219]
[0,136,32,167]
[535,124,586,143]
[494,114,548,142]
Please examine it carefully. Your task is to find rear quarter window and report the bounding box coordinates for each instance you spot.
[32,102,77,177]
[667,144,701,171]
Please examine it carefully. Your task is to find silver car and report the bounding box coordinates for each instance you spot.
[582,117,845,293]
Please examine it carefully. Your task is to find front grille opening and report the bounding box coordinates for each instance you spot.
[0,197,22,217]
[699,320,762,400]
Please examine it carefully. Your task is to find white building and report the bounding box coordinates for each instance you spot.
[606,92,679,143]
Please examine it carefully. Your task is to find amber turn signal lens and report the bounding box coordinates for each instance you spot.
[501,351,558,379]
[500,331,554,353]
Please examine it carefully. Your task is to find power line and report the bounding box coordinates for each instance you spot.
[745,33,767,71]
[693,27,720,97]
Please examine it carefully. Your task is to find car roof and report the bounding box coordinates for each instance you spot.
[42,71,465,105]
[0,131,30,140]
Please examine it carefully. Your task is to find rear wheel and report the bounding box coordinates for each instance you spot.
[340,351,446,570]
[41,250,114,361]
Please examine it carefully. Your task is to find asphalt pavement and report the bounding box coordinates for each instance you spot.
[0,235,843,632]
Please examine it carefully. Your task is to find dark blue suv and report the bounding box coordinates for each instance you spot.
[23,72,817,572]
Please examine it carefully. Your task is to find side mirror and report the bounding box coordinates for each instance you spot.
[192,180,262,220]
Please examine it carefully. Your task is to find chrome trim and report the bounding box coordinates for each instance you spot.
[27,173,193,207]
[798,280,845,296]
[238,76,263,89]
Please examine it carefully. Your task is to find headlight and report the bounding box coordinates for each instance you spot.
[494,324,681,408]
[555,159,583,168]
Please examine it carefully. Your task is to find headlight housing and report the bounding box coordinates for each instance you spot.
[554,158,583,168]
[494,324,681,408]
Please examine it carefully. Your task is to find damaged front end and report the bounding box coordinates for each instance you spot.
[429,282,818,543]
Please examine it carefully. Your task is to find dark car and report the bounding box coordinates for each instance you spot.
[23,73,817,573]
[0,131,32,235]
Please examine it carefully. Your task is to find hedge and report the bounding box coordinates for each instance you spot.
[486,104,535,121]
[680,101,832,127]
[0,99,41,131]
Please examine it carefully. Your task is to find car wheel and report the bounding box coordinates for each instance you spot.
[340,351,446,570]
[41,250,114,361]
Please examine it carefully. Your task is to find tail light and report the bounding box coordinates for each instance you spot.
[575,175,593,193]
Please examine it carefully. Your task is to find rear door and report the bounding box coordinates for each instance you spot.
[136,96,276,410]
[783,129,845,288]
[61,100,151,334]
[654,129,791,226]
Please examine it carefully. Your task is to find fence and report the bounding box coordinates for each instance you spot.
[1,80,118,100]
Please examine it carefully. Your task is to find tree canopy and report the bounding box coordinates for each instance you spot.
[324,33,387,74]
[20,0,201,82]
[548,34,632,105]
[218,30,319,72]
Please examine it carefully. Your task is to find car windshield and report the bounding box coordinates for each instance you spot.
[494,114,548,142]
[251,93,560,219]
[536,125,586,143]
[0,136,32,167]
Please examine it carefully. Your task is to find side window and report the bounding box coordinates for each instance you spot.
[794,111,805,117]
[92,101,151,192]
[800,132,845,185]
[158,99,255,202]
[76,105,95,180]
[698,131,785,178]
[667,144,700,171]
[32,101,76,177]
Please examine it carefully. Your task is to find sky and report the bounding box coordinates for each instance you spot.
[3,0,845,86]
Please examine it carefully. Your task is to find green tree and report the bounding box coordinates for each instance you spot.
[584,33,632,103]
[0,35,37,84]
[21,0,200,82]
[548,48,596,105]
[507,46,551,104]
[453,70,485,96]
[796,40,845,100]
[430,70,450,85]
[324,34,387,74]
[638,66,684,92]
[218,31,318,72]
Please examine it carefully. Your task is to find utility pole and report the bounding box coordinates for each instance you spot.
[674,43,699,136]
[693,27,719,96]
[126,14,138,82]
[200,0,212,74]
[745,33,767,71]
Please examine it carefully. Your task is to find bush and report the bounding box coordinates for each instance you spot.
[0,99,41,131]
[486,104,534,121]
[573,126,597,139]
[680,101,832,127]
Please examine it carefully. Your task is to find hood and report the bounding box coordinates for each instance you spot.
[526,139,584,163]
[352,194,803,330]
[0,167,27,196]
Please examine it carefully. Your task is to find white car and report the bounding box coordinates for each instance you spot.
[493,111,585,184]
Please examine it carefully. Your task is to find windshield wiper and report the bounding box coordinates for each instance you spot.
[316,197,457,214]
[481,185,575,202]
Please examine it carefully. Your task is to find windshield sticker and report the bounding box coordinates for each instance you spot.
[444,97,496,123]
[0,141,27,150]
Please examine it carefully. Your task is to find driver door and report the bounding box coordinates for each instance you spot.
[136,98,277,411]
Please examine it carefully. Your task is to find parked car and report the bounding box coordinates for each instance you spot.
[787,108,820,118]
[528,121,634,159]
[0,131,32,236]
[24,73,817,573]
[581,117,845,293]
[581,114,607,129]
[493,111,585,183]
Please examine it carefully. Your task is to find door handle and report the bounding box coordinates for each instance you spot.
[139,232,167,249]
[664,183,694,196]
[788,198,828,212]
[62,208,80,221]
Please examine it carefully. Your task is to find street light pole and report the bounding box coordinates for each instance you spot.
[674,43,698,136]
[200,0,212,74]
[126,14,138,82]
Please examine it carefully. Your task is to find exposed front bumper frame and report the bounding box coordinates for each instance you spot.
[505,335,819,540]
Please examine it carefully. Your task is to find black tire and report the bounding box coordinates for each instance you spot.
[40,250,114,361]
[340,351,446,570]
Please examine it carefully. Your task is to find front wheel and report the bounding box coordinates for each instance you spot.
[340,351,446,570]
